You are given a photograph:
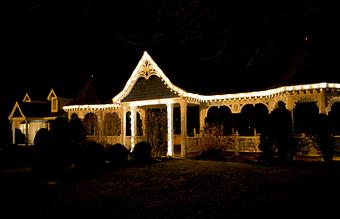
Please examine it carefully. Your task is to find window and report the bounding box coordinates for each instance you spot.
[51,97,58,112]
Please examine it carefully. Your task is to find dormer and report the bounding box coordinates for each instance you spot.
[23,93,31,102]
[47,88,58,113]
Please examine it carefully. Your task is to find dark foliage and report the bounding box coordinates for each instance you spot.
[106,143,129,165]
[132,141,152,163]
[146,108,167,157]
[76,141,106,174]
[0,144,34,169]
[15,128,25,144]
[266,102,293,162]
[49,116,69,144]
[33,143,70,179]
[317,114,334,162]
[196,147,226,161]
[259,135,276,164]
[34,128,50,145]
[69,114,86,144]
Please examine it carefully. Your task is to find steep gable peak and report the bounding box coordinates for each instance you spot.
[47,88,57,101]
[8,101,25,120]
[23,93,31,102]
[113,51,187,102]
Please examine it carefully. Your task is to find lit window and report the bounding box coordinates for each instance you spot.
[51,97,58,112]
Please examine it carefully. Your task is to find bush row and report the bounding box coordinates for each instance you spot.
[0,141,153,177]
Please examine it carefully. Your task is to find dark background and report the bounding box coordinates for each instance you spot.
[1,0,339,143]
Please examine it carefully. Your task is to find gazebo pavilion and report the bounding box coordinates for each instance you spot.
[63,51,340,157]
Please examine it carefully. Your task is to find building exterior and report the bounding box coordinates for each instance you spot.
[8,89,72,145]
[9,51,340,157]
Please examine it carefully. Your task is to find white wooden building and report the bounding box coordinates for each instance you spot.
[9,51,340,157]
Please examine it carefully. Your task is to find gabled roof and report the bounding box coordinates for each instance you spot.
[122,75,179,102]
[113,51,187,103]
[8,102,25,120]
[47,88,57,101]
[14,101,50,118]
[8,99,65,120]
[23,93,31,102]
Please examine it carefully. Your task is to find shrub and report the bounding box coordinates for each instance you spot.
[76,141,106,174]
[132,141,152,163]
[106,144,129,165]
[33,143,69,179]
[195,127,227,161]
[259,135,276,163]
[0,144,34,170]
[34,128,50,145]
[317,135,334,162]
[294,134,319,156]
[197,146,225,161]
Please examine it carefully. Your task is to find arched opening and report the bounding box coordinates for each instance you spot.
[104,112,121,136]
[254,103,270,135]
[293,102,319,135]
[236,104,269,136]
[83,113,98,136]
[237,104,255,136]
[187,105,199,137]
[205,106,233,135]
[145,108,167,157]
[174,105,181,135]
[137,112,143,136]
[125,111,143,136]
[329,102,340,135]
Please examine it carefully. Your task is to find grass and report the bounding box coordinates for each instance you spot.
[1,159,340,218]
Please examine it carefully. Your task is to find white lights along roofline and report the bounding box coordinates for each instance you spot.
[186,82,340,102]
[63,103,120,111]
[64,82,340,111]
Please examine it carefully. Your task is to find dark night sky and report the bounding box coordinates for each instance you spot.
[1,1,339,127]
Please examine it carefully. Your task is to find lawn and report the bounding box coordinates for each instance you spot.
[1,159,340,218]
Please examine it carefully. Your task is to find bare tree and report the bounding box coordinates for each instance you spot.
[145,108,167,157]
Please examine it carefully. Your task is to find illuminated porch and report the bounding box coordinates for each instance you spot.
[62,51,340,158]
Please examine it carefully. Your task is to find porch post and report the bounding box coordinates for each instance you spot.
[25,120,28,146]
[199,106,208,135]
[166,103,174,157]
[130,107,137,152]
[290,110,295,135]
[318,90,327,114]
[97,112,103,143]
[12,121,15,145]
[180,101,187,157]
[121,105,126,147]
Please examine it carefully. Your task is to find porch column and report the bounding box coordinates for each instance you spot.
[97,112,104,143]
[166,103,174,157]
[287,100,296,136]
[180,101,187,157]
[25,120,28,146]
[130,107,137,152]
[12,122,15,145]
[121,106,126,146]
[290,110,295,135]
[199,106,208,134]
[318,90,327,114]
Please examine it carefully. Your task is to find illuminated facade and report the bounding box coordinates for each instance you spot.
[8,89,72,145]
[9,51,340,157]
